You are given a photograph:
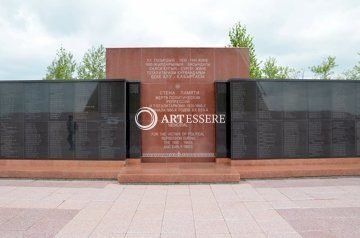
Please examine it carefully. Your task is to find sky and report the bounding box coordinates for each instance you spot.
[0,0,359,80]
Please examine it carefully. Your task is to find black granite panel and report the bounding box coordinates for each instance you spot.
[231,121,257,159]
[257,120,283,158]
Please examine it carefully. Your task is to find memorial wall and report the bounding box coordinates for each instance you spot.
[0,80,127,160]
[230,80,359,159]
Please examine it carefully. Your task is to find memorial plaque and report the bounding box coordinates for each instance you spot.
[230,81,256,120]
[231,121,257,159]
[99,82,125,121]
[356,84,360,119]
[74,82,99,120]
[0,83,24,159]
[75,121,99,159]
[257,82,283,120]
[100,122,125,159]
[0,121,24,158]
[308,82,332,119]
[257,120,283,158]
[283,120,308,157]
[0,83,24,121]
[357,121,360,156]
[127,82,141,158]
[215,82,229,157]
[308,120,331,157]
[0,81,127,160]
[332,120,355,157]
[230,80,360,159]
[106,48,249,160]
[49,83,74,120]
[48,121,74,159]
[24,83,48,121]
[24,122,48,158]
[332,82,356,119]
[283,82,307,119]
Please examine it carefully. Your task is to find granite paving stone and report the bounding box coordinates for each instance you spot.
[0,177,359,237]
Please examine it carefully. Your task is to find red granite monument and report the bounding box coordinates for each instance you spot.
[106,48,249,162]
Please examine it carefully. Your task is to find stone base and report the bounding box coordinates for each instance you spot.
[232,158,360,179]
[1,158,360,182]
[0,160,124,179]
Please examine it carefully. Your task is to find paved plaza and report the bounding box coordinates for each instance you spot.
[0,177,359,238]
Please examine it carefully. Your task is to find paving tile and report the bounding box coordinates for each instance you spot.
[46,209,79,221]
[160,233,195,238]
[267,232,302,238]
[33,198,65,209]
[194,219,229,234]
[248,208,281,222]
[277,188,313,201]
[193,207,224,220]
[26,218,72,237]
[0,208,22,224]
[127,219,163,234]
[256,216,297,234]
[125,234,160,238]
[232,184,265,202]
[0,179,34,187]
[277,207,360,238]
[161,218,195,233]
[137,202,165,211]
[133,209,164,221]
[256,188,290,201]
[243,201,273,211]
[93,218,132,234]
[196,233,232,238]
[211,184,240,202]
[246,178,349,188]
[167,185,189,196]
[221,208,254,221]
[0,178,360,237]
[327,228,360,238]
[0,197,13,207]
[30,180,73,188]
[0,230,24,238]
[299,230,337,238]
[226,219,262,234]
[89,231,125,238]
[0,186,16,195]
[57,199,89,209]
[64,180,113,188]
[163,210,193,220]
[0,208,50,231]
[54,219,99,238]
[269,200,300,209]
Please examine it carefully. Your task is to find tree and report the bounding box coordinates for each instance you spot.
[310,56,337,79]
[343,53,360,80]
[261,57,297,79]
[229,22,262,79]
[77,45,105,79]
[45,46,76,80]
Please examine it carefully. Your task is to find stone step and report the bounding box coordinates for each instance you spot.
[117,162,240,183]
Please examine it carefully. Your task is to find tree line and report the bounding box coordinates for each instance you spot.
[44,45,105,80]
[44,22,360,80]
[229,22,360,80]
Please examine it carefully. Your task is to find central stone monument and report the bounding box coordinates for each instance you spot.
[106,48,249,161]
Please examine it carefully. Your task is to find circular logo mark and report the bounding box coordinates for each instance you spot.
[135,107,158,130]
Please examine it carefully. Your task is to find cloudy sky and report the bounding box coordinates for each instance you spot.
[0,0,359,80]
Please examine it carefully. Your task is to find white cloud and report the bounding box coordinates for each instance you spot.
[0,0,359,79]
